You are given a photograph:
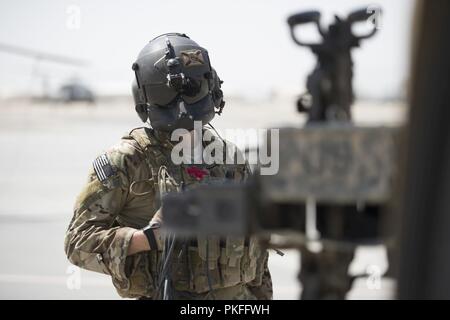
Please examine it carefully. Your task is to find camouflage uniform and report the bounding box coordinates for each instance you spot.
[65,127,272,300]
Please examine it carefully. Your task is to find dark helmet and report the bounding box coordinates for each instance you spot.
[132,33,225,132]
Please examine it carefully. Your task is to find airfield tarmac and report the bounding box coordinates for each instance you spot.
[0,96,404,299]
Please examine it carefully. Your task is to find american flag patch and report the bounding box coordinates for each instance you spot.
[93,154,114,182]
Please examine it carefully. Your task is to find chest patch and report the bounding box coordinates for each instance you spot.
[93,154,115,182]
[186,166,209,181]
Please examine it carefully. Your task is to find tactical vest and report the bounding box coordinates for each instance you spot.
[127,127,264,295]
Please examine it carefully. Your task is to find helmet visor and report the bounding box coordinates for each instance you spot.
[146,76,210,107]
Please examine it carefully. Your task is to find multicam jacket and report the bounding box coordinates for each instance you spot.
[64,127,272,300]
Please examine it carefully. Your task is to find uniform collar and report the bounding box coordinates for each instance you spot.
[152,129,175,149]
[151,127,222,150]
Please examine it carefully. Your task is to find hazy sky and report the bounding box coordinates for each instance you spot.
[0,0,415,99]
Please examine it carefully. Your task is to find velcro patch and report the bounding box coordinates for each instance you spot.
[93,154,115,182]
[180,50,205,67]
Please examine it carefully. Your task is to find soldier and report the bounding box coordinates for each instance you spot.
[64,33,272,300]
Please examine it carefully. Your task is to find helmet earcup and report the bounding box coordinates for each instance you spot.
[132,79,148,122]
[210,68,225,113]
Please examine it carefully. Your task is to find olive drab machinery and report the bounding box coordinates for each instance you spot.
[287,9,377,122]
[163,6,400,299]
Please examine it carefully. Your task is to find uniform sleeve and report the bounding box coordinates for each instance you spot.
[64,152,136,282]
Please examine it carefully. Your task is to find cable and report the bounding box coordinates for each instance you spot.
[155,232,176,300]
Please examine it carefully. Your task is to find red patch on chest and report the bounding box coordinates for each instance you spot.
[186,166,209,181]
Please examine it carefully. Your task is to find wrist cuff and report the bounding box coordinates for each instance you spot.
[142,226,158,251]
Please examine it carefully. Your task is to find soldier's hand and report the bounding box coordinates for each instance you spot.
[127,209,164,256]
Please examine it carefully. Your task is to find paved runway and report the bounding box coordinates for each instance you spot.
[0,97,403,299]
